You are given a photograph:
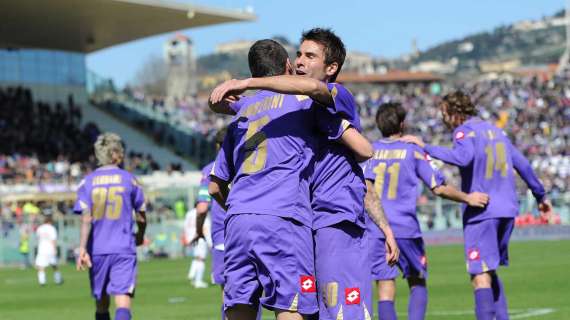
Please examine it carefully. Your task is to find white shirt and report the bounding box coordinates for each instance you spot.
[183,209,212,246]
[36,223,57,255]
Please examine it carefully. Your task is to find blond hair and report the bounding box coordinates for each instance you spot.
[94,133,124,166]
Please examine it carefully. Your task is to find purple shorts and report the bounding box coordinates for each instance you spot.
[224,214,317,315]
[369,237,428,280]
[211,247,225,285]
[314,221,373,320]
[463,218,514,275]
[90,254,137,300]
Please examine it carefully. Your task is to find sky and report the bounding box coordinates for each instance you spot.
[87,0,565,87]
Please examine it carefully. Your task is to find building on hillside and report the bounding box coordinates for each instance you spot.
[215,40,255,55]
[411,58,458,74]
[479,59,522,73]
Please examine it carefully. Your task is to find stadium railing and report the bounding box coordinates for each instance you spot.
[91,96,215,167]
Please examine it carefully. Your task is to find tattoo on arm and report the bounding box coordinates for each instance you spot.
[364,182,389,231]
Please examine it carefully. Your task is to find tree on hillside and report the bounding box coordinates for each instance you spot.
[132,54,168,96]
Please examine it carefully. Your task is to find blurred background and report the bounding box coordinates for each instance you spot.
[0,0,568,268]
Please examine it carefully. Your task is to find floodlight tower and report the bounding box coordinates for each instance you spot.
[164,34,197,100]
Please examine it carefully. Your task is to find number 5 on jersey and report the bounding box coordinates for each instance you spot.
[242,116,270,174]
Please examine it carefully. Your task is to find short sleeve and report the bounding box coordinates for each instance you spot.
[73,179,91,214]
[414,147,445,189]
[229,99,243,114]
[314,105,352,141]
[363,159,376,181]
[197,169,212,203]
[131,177,146,212]
[325,83,362,131]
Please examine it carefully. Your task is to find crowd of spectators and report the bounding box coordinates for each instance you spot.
[355,75,569,197]
[128,89,226,141]
[0,87,180,186]
[123,74,568,199]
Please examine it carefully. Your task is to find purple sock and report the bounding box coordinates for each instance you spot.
[408,286,428,320]
[474,288,495,320]
[95,312,110,320]
[115,308,131,320]
[378,300,398,320]
[492,275,509,320]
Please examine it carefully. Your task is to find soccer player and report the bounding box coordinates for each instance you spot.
[35,215,63,286]
[184,205,209,288]
[364,102,489,320]
[209,28,397,320]
[191,128,258,320]
[74,133,147,320]
[400,91,551,320]
[208,39,372,320]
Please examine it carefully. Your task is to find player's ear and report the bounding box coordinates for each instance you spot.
[285,58,293,75]
[325,62,339,78]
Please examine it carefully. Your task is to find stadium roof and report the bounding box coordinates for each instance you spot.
[338,71,443,84]
[0,0,256,53]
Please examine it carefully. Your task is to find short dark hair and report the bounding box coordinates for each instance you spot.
[301,28,346,82]
[375,102,407,137]
[441,90,477,117]
[248,39,289,78]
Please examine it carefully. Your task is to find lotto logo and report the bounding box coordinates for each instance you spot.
[455,131,465,140]
[468,249,480,261]
[300,275,316,293]
[420,255,427,266]
[345,288,361,305]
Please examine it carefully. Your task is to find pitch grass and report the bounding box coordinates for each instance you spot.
[1,240,569,320]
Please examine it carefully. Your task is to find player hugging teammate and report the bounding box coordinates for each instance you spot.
[207,28,550,320]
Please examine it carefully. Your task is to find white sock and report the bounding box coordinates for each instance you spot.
[38,271,46,285]
[54,271,62,284]
[194,260,205,284]
[188,260,197,280]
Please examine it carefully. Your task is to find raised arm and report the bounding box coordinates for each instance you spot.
[209,76,333,107]
[209,94,240,115]
[400,134,474,167]
[339,126,373,162]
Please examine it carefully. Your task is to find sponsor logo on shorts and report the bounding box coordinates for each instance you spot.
[420,255,427,266]
[455,131,465,140]
[300,275,316,293]
[345,287,361,305]
[468,249,480,261]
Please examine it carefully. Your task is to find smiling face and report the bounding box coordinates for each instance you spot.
[295,40,338,82]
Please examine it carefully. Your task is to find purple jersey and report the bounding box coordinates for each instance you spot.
[199,161,225,246]
[311,83,367,230]
[364,140,445,238]
[211,90,344,227]
[424,118,546,223]
[73,166,146,255]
